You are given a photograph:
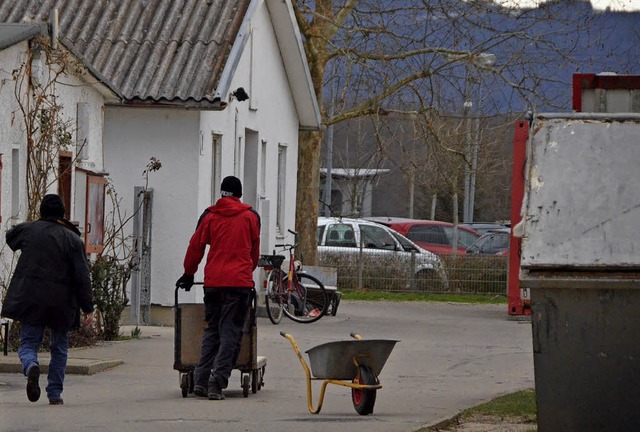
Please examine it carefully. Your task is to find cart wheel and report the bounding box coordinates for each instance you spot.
[257,369,262,391]
[260,366,266,388]
[242,374,250,398]
[331,293,341,316]
[352,365,377,415]
[188,371,195,394]
[180,373,189,398]
[251,370,258,394]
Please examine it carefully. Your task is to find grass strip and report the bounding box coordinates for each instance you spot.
[340,290,507,304]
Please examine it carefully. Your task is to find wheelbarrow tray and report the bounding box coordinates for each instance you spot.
[305,339,398,380]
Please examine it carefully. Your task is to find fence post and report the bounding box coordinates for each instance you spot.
[409,251,416,292]
[358,236,364,290]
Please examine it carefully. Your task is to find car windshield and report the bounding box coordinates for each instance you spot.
[495,233,510,250]
[389,231,420,253]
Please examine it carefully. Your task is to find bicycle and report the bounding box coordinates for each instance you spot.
[260,229,329,324]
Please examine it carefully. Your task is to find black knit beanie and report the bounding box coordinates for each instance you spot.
[221,176,242,198]
[40,194,65,219]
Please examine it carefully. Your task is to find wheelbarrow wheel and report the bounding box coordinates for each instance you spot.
[352,365,377,415]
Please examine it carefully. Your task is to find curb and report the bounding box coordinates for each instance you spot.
[0,354,123,375]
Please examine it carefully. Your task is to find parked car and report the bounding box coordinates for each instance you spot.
[317,217,448,290]
[365,217,480,255]
[461,222,509,236]
[466,228,510,255]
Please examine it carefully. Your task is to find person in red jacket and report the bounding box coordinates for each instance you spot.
[176,176,260,400]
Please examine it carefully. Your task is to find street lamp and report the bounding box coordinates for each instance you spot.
[462,52,495,223]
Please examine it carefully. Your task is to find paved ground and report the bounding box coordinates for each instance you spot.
[0,301,534,432]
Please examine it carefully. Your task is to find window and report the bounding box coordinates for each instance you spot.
[260,140,267,197]
[234,135,244,178]
[442,226,479,248]
[58,151,72,219]
[495,233,510,250]
[276,144,287,234]
[407,225,448,245]
[211,133,222,203]
[324,223,356,247]
[11,148,20,219]
[85,175,106,254]
[359,224,397,250]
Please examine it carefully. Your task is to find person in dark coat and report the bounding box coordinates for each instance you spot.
[176,176,260,400]
[1,194,94,405]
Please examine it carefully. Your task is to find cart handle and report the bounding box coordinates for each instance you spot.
[174,282,204,307]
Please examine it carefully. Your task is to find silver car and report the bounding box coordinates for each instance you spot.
[317,217,448,291]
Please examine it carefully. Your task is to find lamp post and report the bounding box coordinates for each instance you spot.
[463,52,495,223]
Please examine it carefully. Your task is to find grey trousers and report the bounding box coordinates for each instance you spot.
[193,288,251,390]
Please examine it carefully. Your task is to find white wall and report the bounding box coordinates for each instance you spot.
[103,108,200,306]
[103,1,304,307]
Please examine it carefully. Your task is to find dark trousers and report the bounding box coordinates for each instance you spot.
[193,288,251,390]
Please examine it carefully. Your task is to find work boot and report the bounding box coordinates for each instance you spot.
[207,382,225,400]
[49,398,64,405]
[26,364,41,402]
[193,385,207,398]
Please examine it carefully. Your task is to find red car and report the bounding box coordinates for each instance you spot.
[365,217,480,255]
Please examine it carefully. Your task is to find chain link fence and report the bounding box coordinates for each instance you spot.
[317,251,508,295]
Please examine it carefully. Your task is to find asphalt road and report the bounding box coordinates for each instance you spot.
[0,301,534,432]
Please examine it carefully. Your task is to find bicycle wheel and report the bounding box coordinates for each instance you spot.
[265,269,284,324]
[282,273,328,324]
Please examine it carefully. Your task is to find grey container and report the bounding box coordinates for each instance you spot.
[305,339,399,380]
[520,113,640,432]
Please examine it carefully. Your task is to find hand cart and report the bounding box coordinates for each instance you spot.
[280,331,398,415]
[173,284,266,398]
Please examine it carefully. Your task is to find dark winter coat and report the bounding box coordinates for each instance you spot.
[183,197,260,288]
[1,219,94,331]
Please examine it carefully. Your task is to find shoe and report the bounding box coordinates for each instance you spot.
[49,398,64,405]
[193,385,207,398]
[26,364,41,402]
[207,383,225,400]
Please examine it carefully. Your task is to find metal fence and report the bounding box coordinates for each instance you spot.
[317,252,508,295]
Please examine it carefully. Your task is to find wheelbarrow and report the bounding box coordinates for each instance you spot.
[280,331,399,415]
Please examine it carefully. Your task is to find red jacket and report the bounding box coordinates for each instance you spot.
[183,197,260,288]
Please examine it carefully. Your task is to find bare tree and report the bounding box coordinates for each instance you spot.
[293,0,603,263]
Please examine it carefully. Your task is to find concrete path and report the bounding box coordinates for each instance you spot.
[0,301,534,432]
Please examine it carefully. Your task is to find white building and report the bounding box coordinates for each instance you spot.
[0,22,119,259]
[0,1,320,321]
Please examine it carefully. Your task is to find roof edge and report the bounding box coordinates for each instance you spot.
[0,23,47,50]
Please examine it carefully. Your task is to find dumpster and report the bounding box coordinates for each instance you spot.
[519,113,640,431]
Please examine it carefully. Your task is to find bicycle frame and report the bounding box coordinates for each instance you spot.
[262,228,327,324]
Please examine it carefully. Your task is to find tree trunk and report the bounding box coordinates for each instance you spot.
[295,129,323,265]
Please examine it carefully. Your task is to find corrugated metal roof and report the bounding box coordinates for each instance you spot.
[0,0,251,106]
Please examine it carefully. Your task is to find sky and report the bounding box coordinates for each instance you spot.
[496,0,640,10]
